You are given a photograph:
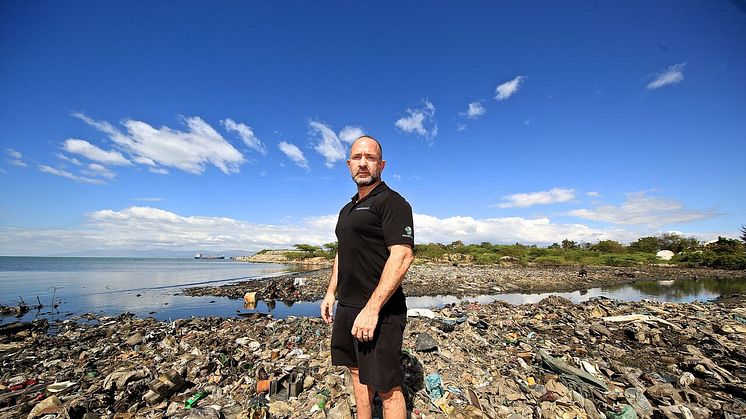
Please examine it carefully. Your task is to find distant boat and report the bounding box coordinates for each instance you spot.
[194,253,225,260]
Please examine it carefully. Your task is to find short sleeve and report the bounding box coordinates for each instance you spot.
[380,194,414,248]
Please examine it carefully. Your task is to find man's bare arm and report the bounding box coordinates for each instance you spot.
[320,253,339,324]
[351,244,414,341]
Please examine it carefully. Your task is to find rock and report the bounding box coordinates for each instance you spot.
[414,332,438,352]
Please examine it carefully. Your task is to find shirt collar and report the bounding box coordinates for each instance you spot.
[350,181,389,203]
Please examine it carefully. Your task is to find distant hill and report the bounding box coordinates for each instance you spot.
[46,249,257,258]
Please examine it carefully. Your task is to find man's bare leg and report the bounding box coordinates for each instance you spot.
[379,386,406,419]
[349,367,374,419]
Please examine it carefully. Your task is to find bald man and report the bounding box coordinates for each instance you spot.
[321,136,414,419]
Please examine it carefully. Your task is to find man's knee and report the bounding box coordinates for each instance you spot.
[378,386,403,400]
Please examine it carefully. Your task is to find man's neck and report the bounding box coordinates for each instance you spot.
[356,180,382,202]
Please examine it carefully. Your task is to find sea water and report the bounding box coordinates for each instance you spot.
[0,256,311,325]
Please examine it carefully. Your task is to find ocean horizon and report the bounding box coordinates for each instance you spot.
[0,256,315,325]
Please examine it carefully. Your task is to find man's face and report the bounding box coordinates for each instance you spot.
[347,138,385,187]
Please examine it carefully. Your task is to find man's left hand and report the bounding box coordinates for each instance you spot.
[351,307,379,342]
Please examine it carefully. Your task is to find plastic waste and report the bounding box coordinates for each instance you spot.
[407,308,435,318]
[606,405,638,419]
[624,387,653,418]
[184,390,208,409]
[425,373,444,399]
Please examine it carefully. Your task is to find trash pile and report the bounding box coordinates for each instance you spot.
[2,294,745,418]
[184,269,330,303]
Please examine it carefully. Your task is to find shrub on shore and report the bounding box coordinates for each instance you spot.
[284,232,745,269]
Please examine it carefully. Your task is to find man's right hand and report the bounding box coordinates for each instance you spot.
[320,294,336,324]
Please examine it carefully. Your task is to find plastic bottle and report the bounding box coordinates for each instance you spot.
[184,390,208,409]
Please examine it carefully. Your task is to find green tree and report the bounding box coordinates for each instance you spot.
[592,240,626,253]
[294,244,321,255]
[658,233,698,253]
[629,236,660,253]
[741,225,746,244]
[706,236,745,254]
[548,242,561,249]
[561,239,578,249]
[323,242,338,253]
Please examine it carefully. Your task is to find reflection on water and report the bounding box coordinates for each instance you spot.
[405,277,746,308]
[0,257,306,325]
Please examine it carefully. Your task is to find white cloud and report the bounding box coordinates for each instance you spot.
[309,120,345,167]
[465,102,486,119]
[0,207,651,256]
[567,191,717,227]
[586,191,601,197]
[38,165,105,185]
[56,153,82,166]
[133,156,156,166]
[221,118,267,155]
[308,121,364,167]
[495,76,525,101]
[0,197,731,255]
[647,63,685,90]
[0,206,337,255]
[149,167,169,175]
[85,163,116,179]
[395,100,438,140]
[495,188,576,208]
[338,126,365,144]
[5,148,27,167]
[414,214,640,245]
[456,123,467,132]
[278,141,309,170]
[134,197,164,202]
[62,139,131,166]
[73,113,245,175]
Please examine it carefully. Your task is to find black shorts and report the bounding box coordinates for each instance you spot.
[330,304,407,392]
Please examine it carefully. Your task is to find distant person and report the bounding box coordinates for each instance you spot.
[321,136,414,419]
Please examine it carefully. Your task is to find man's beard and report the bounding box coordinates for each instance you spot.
[353,172,379,186]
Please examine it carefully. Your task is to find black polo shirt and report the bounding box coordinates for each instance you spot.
[335,181,414,314]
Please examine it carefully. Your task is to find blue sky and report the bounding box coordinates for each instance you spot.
[1,1,745,255]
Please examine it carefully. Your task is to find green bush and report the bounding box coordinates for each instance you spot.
[592,240,626,253]
[532,255,568,266]
[474,252,502,264]
[674,250,746,270]
[601,255,639,267]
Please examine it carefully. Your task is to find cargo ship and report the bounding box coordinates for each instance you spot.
[194,253,225,260]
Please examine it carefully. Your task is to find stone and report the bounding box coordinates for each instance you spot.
[414,332,438,352]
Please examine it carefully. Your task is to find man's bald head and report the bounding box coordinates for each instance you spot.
[350,135,383,161]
